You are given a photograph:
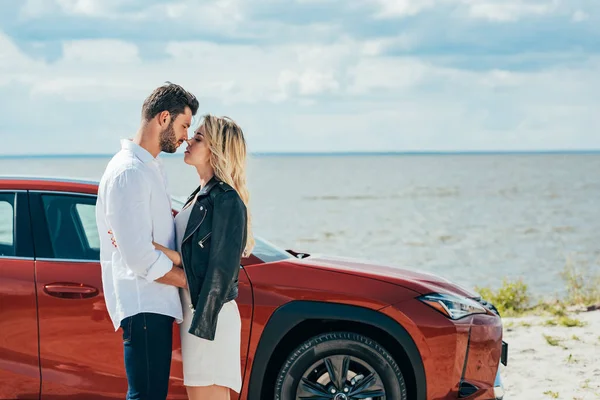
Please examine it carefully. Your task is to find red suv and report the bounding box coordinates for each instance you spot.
[0,176,506,399]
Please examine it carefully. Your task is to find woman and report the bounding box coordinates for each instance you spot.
[154,114,254,400]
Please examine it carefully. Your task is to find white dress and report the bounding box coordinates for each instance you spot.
[175,198,243,392]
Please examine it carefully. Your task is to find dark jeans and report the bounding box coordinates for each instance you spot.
[120,313,174,400]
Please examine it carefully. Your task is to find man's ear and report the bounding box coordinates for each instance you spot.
[157,111,171,127]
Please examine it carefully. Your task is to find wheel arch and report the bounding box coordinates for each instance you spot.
[247,300,426,400]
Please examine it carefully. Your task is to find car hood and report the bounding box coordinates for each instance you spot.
[291,254,479,298]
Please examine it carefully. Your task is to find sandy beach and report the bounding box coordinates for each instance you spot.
[501,310,600,399]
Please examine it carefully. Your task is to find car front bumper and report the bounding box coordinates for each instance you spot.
[493,364,505,399]
[493,341,508,399]
[382,299,506,400]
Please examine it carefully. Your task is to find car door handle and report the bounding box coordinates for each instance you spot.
[43,283,99,299]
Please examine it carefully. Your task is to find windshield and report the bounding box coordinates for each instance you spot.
[171,196,294,263]
[250,236,294,262]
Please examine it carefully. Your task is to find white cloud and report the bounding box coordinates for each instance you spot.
[370,0,563,21]
[1,25,599,153]
[278,69,340,97]
[0,33,358,105]
[465,0,559,22]
[0,31,45,86]
[162,0,245,26]
[61,40,140,64]
[373,0,437,18]
[17,0,283,37]
[361,35,414,56]
[55,0,109,16]
[20,0,131,18]
[19,0,60,19]
[572,10,589,22]
[2,0,600,154]
[30,78,135,101]
[347,58,432,93]
[19,0,247,27]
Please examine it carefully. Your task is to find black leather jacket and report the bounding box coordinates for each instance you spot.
[180,177,247,340]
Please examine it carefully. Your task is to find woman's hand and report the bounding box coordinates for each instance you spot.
[153,241,182,267]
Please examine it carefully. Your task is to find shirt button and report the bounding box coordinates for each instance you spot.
[200,206,203,210]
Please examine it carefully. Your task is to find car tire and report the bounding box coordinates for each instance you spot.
[274,331,407,400]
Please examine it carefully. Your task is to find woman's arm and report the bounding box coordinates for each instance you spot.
[151,242,186,288]
[152,242,182,268]
[190,190,247,339]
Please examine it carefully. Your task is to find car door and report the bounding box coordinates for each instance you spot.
[29,189,253,399]
[28,190,134,398]
[30,189,189,398]
[232,266,253,400]
[0,191,39,399]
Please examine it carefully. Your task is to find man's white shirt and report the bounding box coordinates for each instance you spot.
[96,139,183,331]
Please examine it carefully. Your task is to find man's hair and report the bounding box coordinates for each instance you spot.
[141,82,199,122]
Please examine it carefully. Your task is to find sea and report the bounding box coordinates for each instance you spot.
[1,152,599,299]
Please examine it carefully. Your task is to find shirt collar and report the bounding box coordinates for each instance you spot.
[121,139,156,164]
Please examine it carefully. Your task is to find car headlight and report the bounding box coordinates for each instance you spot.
[418,293,488,320]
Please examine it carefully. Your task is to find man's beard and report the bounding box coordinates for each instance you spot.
[159,121,178,153]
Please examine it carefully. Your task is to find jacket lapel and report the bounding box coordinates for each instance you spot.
[182,177,219,244]
[183,185,202,208]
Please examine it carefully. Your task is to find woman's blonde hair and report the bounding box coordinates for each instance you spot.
[201,114,254,256]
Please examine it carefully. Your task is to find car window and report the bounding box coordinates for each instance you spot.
[0,193,15,257]
[41,194,99,261]
[75,203,101,250]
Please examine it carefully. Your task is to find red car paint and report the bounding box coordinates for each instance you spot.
[0,177,504,399]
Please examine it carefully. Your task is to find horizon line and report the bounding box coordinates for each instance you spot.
[1,149,600,159]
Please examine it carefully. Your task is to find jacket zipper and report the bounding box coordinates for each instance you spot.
[182,207,208,244]
[180,254,195,313]
[198,232,212,248]
[181,206,209,313]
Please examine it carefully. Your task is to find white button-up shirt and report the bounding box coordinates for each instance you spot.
[96,139,183,331]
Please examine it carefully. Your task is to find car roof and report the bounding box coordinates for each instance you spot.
[0,175,99,194]
[0,175,273,266]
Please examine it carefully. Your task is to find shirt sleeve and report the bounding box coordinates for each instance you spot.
[104,167,173,281]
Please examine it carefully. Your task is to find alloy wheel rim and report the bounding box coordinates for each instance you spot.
[295,355,386,399]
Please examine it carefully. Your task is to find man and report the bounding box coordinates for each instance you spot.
[96,82,199,400]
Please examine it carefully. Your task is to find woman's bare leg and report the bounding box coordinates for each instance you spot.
[186,385,231,400]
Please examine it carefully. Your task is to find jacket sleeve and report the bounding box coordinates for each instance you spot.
[190,189,246,339]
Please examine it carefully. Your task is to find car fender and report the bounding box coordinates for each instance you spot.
[247,300,426,400]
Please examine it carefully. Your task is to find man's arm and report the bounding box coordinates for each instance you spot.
[104,168,176,283]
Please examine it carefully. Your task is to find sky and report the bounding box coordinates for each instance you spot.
[0,0,598,155]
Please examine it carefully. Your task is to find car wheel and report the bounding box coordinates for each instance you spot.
[274,331,407,400]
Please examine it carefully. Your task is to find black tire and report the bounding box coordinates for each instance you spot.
[274,331,407,400]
